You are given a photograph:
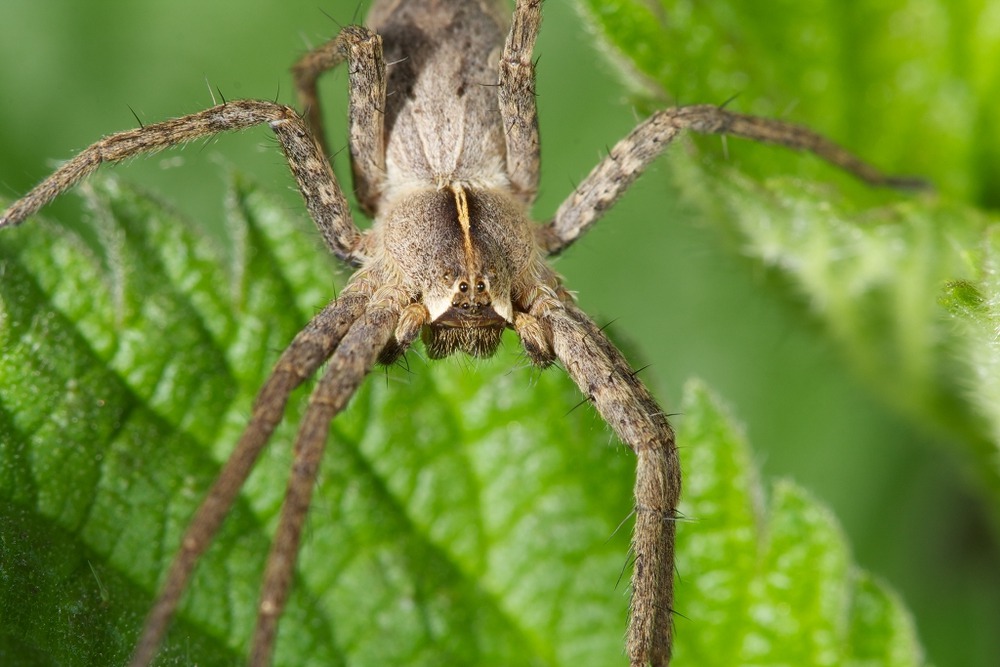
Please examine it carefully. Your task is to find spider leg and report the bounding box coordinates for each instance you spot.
[128,284,372,667]
[292,25,386,216]
[0,100,366,265]
[498,0,542,205]
[538,293,680,667]
[539,103,929,255]
[248,292,404,666]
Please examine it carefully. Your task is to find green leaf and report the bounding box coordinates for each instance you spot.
[674,169,1000,494]
[675,381,924,666]
[580,0,1000,204]
[579,0,1000,511]
[0,180,922,665]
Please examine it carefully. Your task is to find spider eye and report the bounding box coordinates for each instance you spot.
[476,280,486,292]
[459,281,469,292]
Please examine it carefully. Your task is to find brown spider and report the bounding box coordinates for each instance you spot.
[0,1,923,665]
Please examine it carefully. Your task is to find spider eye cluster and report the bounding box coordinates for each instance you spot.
[456,280,488,294]
[449,275,493,311]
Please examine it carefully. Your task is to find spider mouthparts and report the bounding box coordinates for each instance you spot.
[433,304,506,328]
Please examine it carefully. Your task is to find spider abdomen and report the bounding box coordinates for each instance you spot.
[370,0,511,192]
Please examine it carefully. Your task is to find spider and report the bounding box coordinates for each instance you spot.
[0,1,924,665]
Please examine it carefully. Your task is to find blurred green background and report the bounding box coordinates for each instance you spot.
[0,1,997,665]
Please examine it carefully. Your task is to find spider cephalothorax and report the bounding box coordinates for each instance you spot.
[0,1,921,665]
[376,184,538,360]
